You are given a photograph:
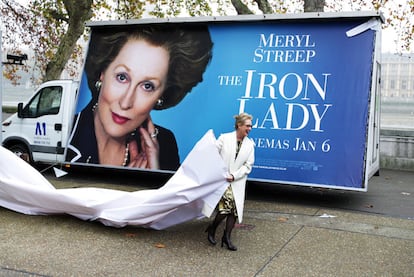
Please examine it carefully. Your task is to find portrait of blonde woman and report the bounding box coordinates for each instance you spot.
[66,25,213,171]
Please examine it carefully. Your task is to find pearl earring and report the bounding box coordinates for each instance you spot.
[156,99,164,108]
[95,80,102,92]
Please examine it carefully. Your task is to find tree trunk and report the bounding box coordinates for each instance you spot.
[44,0,93,81]
[230,0,254,14]
[253,0,274,14]
[304,0,325,12]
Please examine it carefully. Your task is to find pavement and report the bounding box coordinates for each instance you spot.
[0,166,413,277]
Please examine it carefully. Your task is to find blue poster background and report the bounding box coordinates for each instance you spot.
[73,19,376,189]
[152,20,375,188]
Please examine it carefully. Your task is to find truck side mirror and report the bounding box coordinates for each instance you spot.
[17,103,24,118]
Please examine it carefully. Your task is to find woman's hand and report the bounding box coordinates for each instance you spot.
[127,116,160,169]
[226,174,235,182]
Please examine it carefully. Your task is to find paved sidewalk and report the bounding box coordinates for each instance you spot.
[0,168,413,276]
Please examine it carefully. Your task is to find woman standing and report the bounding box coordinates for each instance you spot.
[206,113,255,251]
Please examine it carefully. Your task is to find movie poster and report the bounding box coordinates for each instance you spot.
[153,20,376,189]
[71,18,378,189]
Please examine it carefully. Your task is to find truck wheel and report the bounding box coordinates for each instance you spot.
[9,144,32,163]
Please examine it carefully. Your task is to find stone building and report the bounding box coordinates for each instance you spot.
[381,53,414,98]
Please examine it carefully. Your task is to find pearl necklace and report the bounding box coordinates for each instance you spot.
[122,143,129,167]
[86,143,129,166]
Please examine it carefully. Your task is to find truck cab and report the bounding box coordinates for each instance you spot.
[2,80,78,163]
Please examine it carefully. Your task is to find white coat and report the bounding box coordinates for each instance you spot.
[216,131,255,223]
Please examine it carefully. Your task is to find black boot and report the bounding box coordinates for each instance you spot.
[221,229,237,251]
[206,213,226,246]
[221,213,237,251]
[205,224,217,245]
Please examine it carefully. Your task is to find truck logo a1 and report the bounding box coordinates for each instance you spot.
[35,122,46,136]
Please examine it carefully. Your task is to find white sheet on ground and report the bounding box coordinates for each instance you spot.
[0,130,228,230]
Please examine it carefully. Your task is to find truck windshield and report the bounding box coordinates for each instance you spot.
[25,86,63,118]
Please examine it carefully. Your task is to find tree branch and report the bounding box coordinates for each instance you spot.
[230,0,254,14]
[253,0,274,14]
[304,0,325,12]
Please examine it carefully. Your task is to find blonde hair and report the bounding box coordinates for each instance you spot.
[234,112,253,129]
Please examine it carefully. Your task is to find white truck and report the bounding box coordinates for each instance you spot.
[2,11,383,191]
[2,80,78,163]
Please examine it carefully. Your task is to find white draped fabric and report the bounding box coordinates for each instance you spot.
[0,130,228,230]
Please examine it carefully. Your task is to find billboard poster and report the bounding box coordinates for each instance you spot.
[68,17,377,190]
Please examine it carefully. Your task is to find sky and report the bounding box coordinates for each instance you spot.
[382,28,400,53]
[376,0,412,53]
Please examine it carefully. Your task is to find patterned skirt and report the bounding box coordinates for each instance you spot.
[218,185,238,217]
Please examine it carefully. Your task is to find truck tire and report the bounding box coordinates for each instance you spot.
[8,143,32,163]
